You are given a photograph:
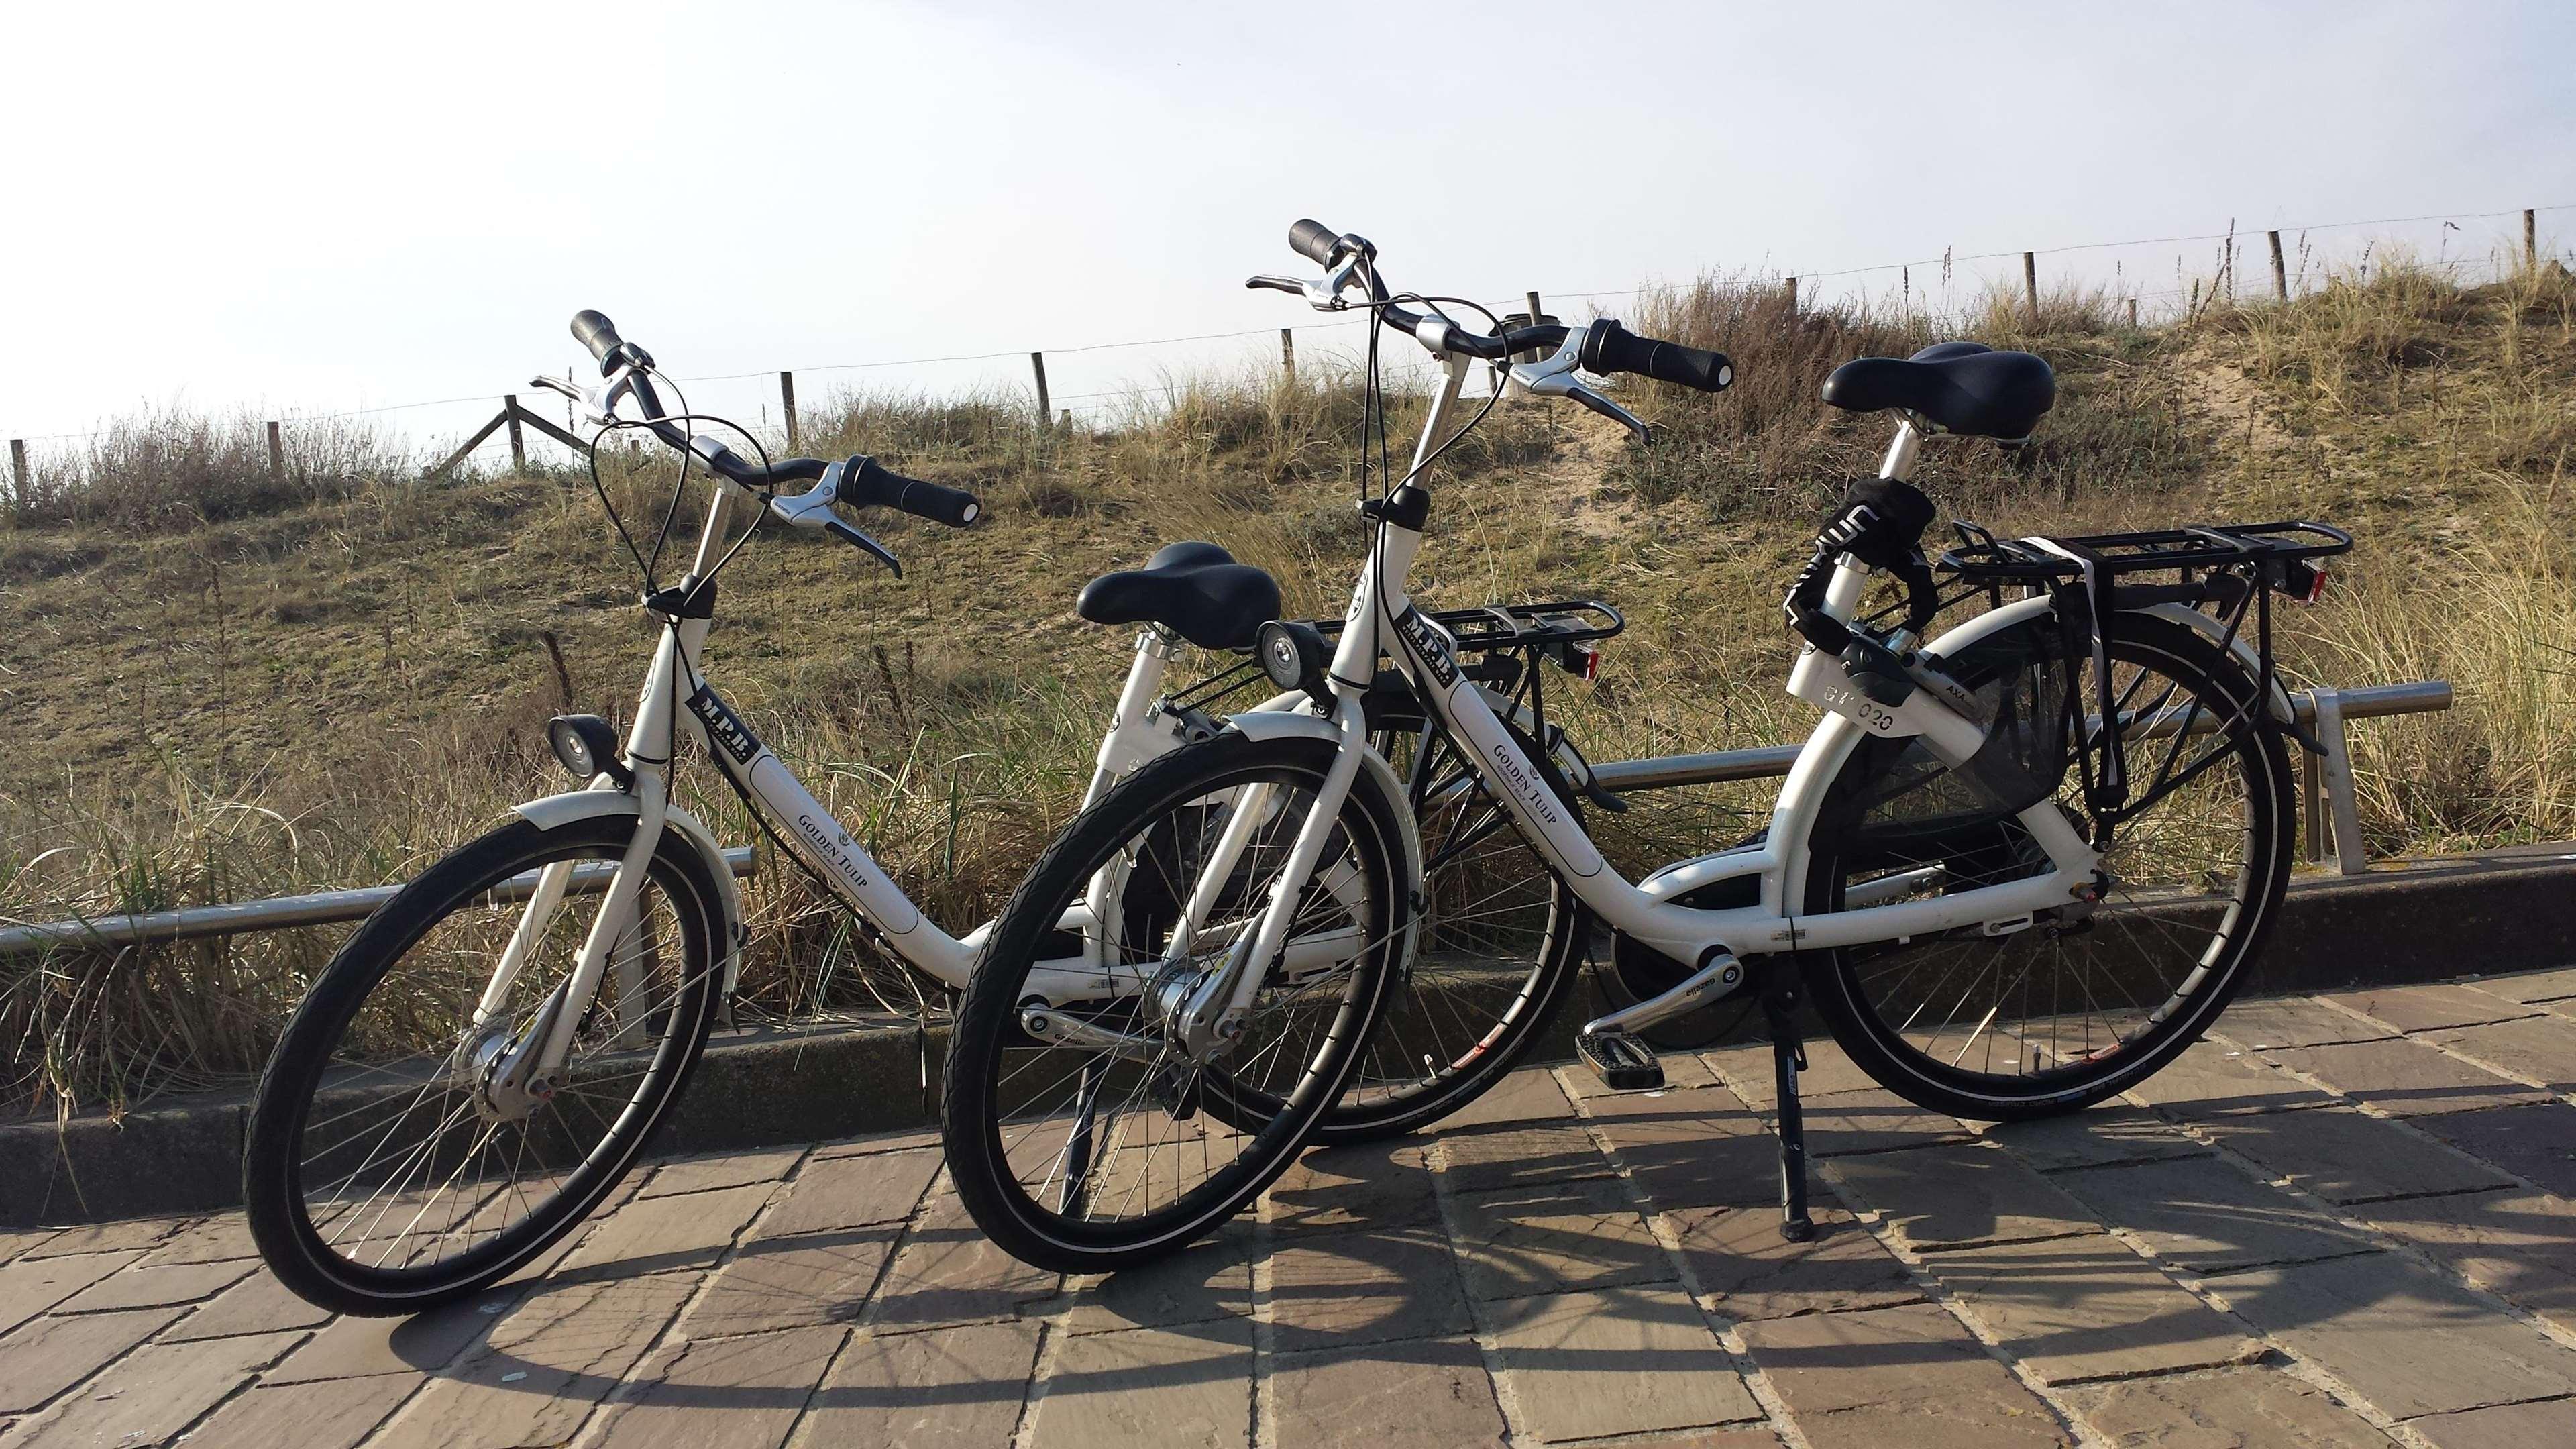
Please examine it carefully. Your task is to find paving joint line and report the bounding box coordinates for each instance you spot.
[2037,1087,2576,1440]
[1424,1131,1553,1448]
[1556,1066,1846,1449]
[123,1323,314,1449]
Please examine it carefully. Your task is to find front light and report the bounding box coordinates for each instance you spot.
[547,714,631,787]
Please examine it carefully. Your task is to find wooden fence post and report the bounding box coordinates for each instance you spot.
[1279,329,1295,384]
[8,439,27,505]
[1507,291,1548,400]
[504,396,525,469]
[779,371,798,450]
[2023,252,2039,324]
[2528,209,2540,270]
[2127,298,2139,329]
[267,421,284,479]
[2268,230,2288,301]
[1784,276,1798,315]
[1030,352,1051,429]
[1059,409,1071,431]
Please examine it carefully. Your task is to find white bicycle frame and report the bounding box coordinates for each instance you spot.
[468,407,1383,1089]
[1181,323,2110,1049]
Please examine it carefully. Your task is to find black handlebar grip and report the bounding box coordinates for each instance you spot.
[571,310,624,372]
[1580,318,1735,394]
[846,456,982,527]
[1287,219,1341,266]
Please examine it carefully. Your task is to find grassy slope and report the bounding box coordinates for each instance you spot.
[4,258,2571,1111]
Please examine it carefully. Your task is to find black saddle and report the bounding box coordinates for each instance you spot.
[1821,341,2057,443]
[1076,541,1282,651]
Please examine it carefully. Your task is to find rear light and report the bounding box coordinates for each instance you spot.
[1554,641,1601,680]
[2268,557,2329,604]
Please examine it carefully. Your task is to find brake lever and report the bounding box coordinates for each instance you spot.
[770,460,902,576]
[529,369,637,429]
[823,519,902,578]
[1564,384,1654,443]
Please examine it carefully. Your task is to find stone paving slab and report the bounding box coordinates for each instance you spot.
[2053,1154,2379,1274]
[1911,1235,2261,1385]
[1266,1335,1505,1449]
[2205,1250,2576,1419]
[2417,1100,2576,1197]
[2259,1037,2551,1118]
[2060,1366,2396,1448]
[2190,1106,2514,1204]
[13,967,2576,1446]
[2319,982,2536,1033]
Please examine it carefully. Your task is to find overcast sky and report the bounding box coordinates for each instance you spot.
[5,0,2571,453]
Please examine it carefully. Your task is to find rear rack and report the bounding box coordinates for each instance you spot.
[1309,598,1624,653]
[1163,598,1625,723]
[1930,517,2354,834]
[1940,520,2352,585]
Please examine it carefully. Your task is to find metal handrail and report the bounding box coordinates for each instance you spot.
[1590,680,2449,793]
[0,679,2449,956]
[0,848,757,957]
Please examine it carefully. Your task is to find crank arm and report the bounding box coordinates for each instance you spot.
[1585,952,1745,1037]
[1019,1005,1166,1063]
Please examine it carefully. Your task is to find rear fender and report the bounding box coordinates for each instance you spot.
[513,787,748,994]
[2139,603,2300,725]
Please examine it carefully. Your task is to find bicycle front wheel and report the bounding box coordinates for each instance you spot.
[1799,610,2294,1120]
[943,731,1405,1272]
[244,814,727,1314]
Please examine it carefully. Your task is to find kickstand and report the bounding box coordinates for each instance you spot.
[1762,978,1817,1242]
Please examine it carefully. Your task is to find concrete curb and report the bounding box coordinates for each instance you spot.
[7,842,2571,1227]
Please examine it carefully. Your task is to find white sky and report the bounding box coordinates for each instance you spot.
[4,0,2571,455]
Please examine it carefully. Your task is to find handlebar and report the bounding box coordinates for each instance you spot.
[842,455,981,527]
[1288,218,1348,266]
[549,310,982,530]
[1581,319,1733,394]
[1252,225,1730,395]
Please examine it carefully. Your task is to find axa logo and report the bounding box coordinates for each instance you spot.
[1820,501,1879,549]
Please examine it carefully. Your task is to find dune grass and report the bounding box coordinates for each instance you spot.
[4,252,2571,1115]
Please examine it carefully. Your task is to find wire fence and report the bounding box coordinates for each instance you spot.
[7,201,2568,490]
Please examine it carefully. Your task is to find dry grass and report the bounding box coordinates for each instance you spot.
[6,253,2573,1115]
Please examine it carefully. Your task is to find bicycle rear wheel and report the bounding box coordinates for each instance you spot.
[1799,610,2294,1120]
[1316,700,1585,1142]
[244,814,725,1314]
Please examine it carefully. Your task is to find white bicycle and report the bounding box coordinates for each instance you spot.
[943,221,2341,1271]
[241,309,1590,1313]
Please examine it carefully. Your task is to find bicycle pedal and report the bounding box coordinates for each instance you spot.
[1577,1028,1665,1092]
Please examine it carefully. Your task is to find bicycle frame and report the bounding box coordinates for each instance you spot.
[1194,340,2104,1039]
[470,462,1365,1087]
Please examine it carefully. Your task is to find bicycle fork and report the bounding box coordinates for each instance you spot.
[468,774,669,1118]
[1171,692,1372,1060]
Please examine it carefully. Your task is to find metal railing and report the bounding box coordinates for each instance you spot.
[1593,680,2449,876]
[0,680,2447,957]
[0,848,757,957]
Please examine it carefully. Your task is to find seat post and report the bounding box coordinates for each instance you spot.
[1878,417,1923,481]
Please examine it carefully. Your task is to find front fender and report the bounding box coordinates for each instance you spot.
[512,787,749,994]
[1226,710,1426,915]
